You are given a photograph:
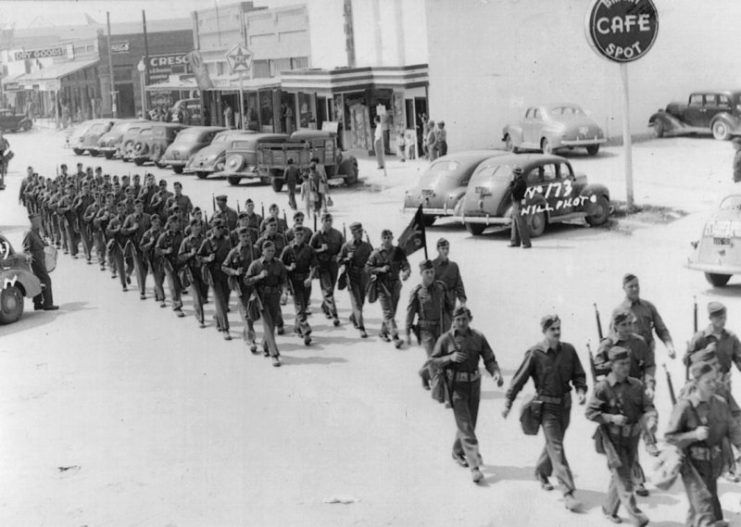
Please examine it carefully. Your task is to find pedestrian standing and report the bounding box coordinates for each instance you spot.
[374,115,385,170]
[432,237,466,331]
[429,306,503,483]
[309,212,344,327]
[502,314,587,512]
[733,137,741,183]
[426,120,438,161]
[23,212,58,311]
[437,121,448,157]
[586,346,655,526]
[509,167,531,249]
[338,222,372,338]
[284,158,300,210]
[365,229,411,348]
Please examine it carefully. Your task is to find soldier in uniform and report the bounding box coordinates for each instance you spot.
[245,240,289,366]
[613,273,676,360]
[140,214,166,305]
[23,213,58,311]
[338,222,372,338]
[198,218,233,338]
[214,194,238,231]
[170,181,193,217]
[122,199,152,300]
[92,193,115,271]
[280,226,317,345]
[365,229,411,348]
[57,184,80,258]
[106,201,130,291]
[309,212,344,327]
[149,180,173,219]
[285,211,312,243]
[82,191,103,266]
[72,182,95,264]
[502,315,587,512]
[429,306,503,483]
[178,219,208,328]
[432,237,466,331]
[155,216,185,318]
[243,198,262,244]
[666,362,741,527]
[222,226,258,349]
[406,259,452,389]
[255,217,288,333]
[586,346,656,526]
[259,203,288,235]
[138,174,158,214]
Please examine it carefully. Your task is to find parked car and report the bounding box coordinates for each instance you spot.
[687,194,741,287]
[0,233,42,324]
[402,150,507,226]
[132,123,188,166]
[160,126,226,174]
[71,119,118,156]
[97,119,148,159]
[649,90,741,141]
[0,109,32,132]
[259,130,359,191]
[119,122,153,161]
[183,130,255,179]
[170,98,202,125]
[456,153,611,236]
[218,133,289,186]
[502,103,605,156]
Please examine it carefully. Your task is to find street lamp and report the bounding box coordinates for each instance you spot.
[137,58,147,117]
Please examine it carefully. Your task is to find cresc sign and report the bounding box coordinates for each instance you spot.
[586,0,658,63]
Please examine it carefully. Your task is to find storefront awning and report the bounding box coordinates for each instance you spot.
[145,77,199,92]
[280,64,428,94]
[205,74,281,92]
[11,58,100,91]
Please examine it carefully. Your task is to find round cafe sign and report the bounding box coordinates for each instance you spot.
[586,0,658,63]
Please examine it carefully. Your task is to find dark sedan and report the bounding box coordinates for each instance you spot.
[160,126,226,174]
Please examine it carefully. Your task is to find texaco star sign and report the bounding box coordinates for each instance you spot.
[225,43,253,74]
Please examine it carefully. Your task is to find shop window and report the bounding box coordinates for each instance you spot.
[259,90,274,128]
[298,92,315,128]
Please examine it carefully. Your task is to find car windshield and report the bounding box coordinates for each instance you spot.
[109,122,129,134]
[548,105,586,119]
[469,163,514,185]
[419,160,461,187]
[212,133,232,143]
[88,123,105,134]
[719,196,741,210]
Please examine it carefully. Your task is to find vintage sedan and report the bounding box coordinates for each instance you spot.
[402,150,507,226]
[119,122,153,161]
[0,109,32,132]
[0,233,42,324]
[217,133,289,186]
[502,103,605,156]
[97,119,148,159]
[687,194,741,287]
[456,153,611,236]
[649,90,741,141]
[71,119,118,156]
[160,126,226,174]
[132,123,187,167]
[183,130,255,179]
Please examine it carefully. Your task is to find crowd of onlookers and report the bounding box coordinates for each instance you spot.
[393,114,448,163]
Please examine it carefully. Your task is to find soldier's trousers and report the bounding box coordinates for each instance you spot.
[151,260,166,302]
[450,377,483,469]
[57,217,68,251]
[536,399,576,496]
[131,247,147,297]
[187,268,207,325]
[94,231,106,266]
[418,326,442,384]
[290,277,311,336]
[79,223,92,261]
[64,220,79,256]
[30,260,53,308]
[211,270,230,331]
[318,261,339,318]
[108,242,127,290]
[378,279,402,338]
[163,261,183,310]
[259,289,282,357]
[234,285,256,344]
[680,455,723,527]
[510,202,531,247]
[347,273,368,330]
[603,435,646,522]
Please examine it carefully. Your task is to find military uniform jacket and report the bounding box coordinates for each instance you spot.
[244,212,262,242]
[285,225,313,243]
[214,207,238,231]
[687,326,741,375]
[155,229,184,266]
[595,333,655,388]
[406,280,451,332]
[430,327,500,376]
[254,232,287,256]
[223,242,255,276]
[586,374,657,433]
[22,228,47,269]
[123,212,152,245]
[613,297,671,348]
[245,257,288,293]
[198,235,233,271]
[666,395,741,455]
[178,233,205,269]
[432,256,466,306]
[280,242,317,280]
[140,227,163,262]
[106,214,128,245]
[339,239,372,279]
[259,216,288,235]
[310,227,344,265]
[365,245,410,286]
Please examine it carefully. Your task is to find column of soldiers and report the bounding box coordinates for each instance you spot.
[19,165,741,526]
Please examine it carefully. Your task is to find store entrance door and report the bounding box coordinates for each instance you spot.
[117,83,135,117]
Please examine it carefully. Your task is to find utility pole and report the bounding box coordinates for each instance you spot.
[142,10,150,115]
[106,12,117,117]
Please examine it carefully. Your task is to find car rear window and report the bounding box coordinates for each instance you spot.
[89,123,105,134]
[174,130,201,142]
[469,163,513,185]
[418,161,461,187]
[231,140,254,150]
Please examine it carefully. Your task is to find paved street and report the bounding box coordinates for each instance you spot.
[2,126,741,526]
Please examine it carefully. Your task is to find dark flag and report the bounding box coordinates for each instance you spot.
[398,204,427,257]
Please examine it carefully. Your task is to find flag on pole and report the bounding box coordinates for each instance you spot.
[398,205,427,257]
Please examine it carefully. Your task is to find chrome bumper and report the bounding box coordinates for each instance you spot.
[455,214,510,225]
[402,206,455,216]
[687,258,741,275]
[560,138,606,146]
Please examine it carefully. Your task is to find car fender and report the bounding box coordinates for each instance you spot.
[710,112,741,132]
[521,193,549,219]
[0,268,41,298]
[648,111,684,130]
[580,183,610,200]
[502,125,524,145]
[540,125,565,148]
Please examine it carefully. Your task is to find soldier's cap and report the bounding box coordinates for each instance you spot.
[453,306,472,320]
[151,214,161,222]
[265,216,278,225]
[708,301,726,316]
[690,342,717,364]
[238,211,249,219]
[608,346,630,362]
[262,240,275,250]
[190,219,200,227]
[381,229,393,237]
[294,211,305,220]
[623,273,638,285]
[612,310,634,325]
[28,212,40,220]
[437,237,449,248]
[215,194,227,202]
[269,203,279,211]
[193,206,201,214]
[540,314,561,332]
[170,205,181,212]
[322,212,333,221]
[116,201,126,208]
[419,259,434,271]
[211,218,225,227]
[349,221,362,232]
[245,198,254,205]
[158,179,167,186]
[237,226,249,235]
[294,226,305,234]
[134,198,143,205]
[173,181,182,188]
[512,167,523,175]
[690,362,714,381]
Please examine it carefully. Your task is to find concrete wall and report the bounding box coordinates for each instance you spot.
[245,4,309,60]
[426,0,741,150]
[305,0,348,69]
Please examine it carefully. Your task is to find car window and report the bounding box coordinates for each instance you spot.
[89,123,105,134]
[719,95,732,109]
[469,163,513,185]
[719,196,741,210]
[525,108,532,119]
[557,162,574,179]
[526,167,543,185]
[689,94,703,107]
[174,129,201,143]
[704,94,718,108]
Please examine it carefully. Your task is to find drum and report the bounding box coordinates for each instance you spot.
[44,245,58,273]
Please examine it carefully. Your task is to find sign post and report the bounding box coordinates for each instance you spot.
[225,43,253,131]
[586,0,658,210]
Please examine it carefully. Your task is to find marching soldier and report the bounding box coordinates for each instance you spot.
[106,201,130,291]
[198,218,233,338]
[309,212,344,327]
[243,198,262,244]
[178,219,208,328]
[155,215,185,318]
[138,173,158,214]
[285,211,312,243]
[72,182,95,264]
[586,346,656,526]
[259,203,288,235]
[255,216,288,333]
[429,306,503,484]
[338,222,372,338]
[92,193,115,271]
[432,237,466,331]
[82,191,103,266]
[214,194,238,231]
[170,181,193,217]
[613,274,676,360]
[231,211,251,246]
[149,180,173,219]
[406,259,452,390]
[502,314,587,512]
[222,226,258,349]
[245,240,289,367]
[280,226,317,345]
[666,362,741,527]
[140,214,166,305]
[365,229,411,348]
[57,184,81,258]
[122,199,151,300]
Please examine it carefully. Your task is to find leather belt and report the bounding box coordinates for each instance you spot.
[447,370,480,382]
[607,422,642,438]
[537,395,563,404]
[418,320,441,329]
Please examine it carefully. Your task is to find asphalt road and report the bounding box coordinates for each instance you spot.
[1,125,741,526]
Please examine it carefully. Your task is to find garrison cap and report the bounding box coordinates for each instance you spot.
[349,221,362,232]
[193,206,202,214]
[294,211,305,220]
[158,179,167,186]
[608,346,630,362]
[708,302,726,316]
[512,166,523,175]
[623,273,638,285]
[612,310,634,325]
[262,240,275,250]
[322,212,333,221]
[237,226,249,235]
[211,217,225,227]
[134,198,143,205]
[215,194,227,202]
[173,181,182,188]
[419,259,434,271]
[540,314,561,332]
[151,214,161,222]
[189,219,200,227]
[690,362,714,380]
[245,198,254,205]
[437,237,449,248]
[381,229,393,237]
[265,216,278,225]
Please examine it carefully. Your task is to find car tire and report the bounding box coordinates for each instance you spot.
[172,165,184,174]
[527,211,547,237]
[73,148,84,155]
[505,135,519,153]
[540,138,553,155]
[227,176,241,186]
[705,273,731,287]
[712,120,732,141]
[134,158,144,166]
[271,178,284,192]
[585,195,610,226]
[586,144,600,156]
[104,152,114,160]
[465,222,485,236]
[652,121,665,138]
[89,150,99,157]
[422,215,436,227]
[196,171,208,180]
[0,284,24,324]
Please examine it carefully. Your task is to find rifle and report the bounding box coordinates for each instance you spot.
[261,201,265,218]
[211,193,216,213]
[342,222,347,240]
[686,296,698,380]
[586,341,599,384]
[593,302,604,340]
[664,363,677,405]
[237,201,241,214]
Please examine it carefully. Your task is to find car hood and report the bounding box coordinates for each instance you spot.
[701,209,741,237]
[191,143,226,160]
[98,131,123,145]
[164,142,202,159]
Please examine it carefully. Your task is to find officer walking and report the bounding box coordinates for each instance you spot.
[23,212,58,311]
[429,307,503,483]
[338,222,372,338]
[502,314,587,512]
[431,237,466,331]
[309,212,344,327]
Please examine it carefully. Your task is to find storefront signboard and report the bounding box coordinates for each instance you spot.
[111,41,130,54]
[147,53,190,84]
[14,47,67,61]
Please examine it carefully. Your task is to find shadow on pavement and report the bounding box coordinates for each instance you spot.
[0,300,89,338]
[279,355,347,366]
[481,464,535,485]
